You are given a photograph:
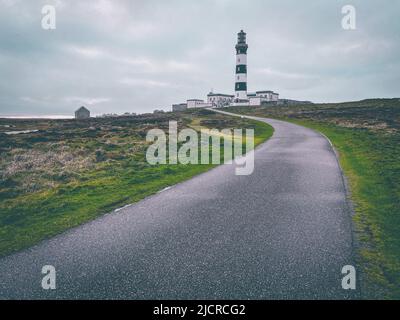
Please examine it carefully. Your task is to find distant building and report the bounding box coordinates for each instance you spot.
[97,113,118,118]
[75,106,90,119]
[277,99,313,106]
[207,93,234,108]
[172,103,187,112]
[172,99,212,111]
[247,91,280,106]
[255,91,279,101]
[187,99,204,108]
[187,99,212,109]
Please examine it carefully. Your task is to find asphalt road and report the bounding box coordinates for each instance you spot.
[0,112,357,299]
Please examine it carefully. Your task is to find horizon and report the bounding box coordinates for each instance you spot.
[1,97,399,120]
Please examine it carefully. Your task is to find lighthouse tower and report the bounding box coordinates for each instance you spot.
[235,30,248,101]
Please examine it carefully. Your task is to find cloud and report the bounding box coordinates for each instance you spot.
[0,0,399,116]
[64,96,111,105]
[68,46,105,58]
[255,68,319,80]
[119,78,176,88]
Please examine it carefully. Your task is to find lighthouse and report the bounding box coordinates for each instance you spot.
[235,30,248,101]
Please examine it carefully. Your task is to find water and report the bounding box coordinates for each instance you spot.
[0,115,74,119]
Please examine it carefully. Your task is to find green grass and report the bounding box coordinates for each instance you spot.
[226,99,400,299]
[0,110,273,258]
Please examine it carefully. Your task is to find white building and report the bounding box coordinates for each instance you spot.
[246,91,280,106]
[255,91,279,101]
[207,93,234,108]
[187,99,212,108]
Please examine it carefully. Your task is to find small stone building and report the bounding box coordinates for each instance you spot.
[75,106,90,119]
[172,103,187,112]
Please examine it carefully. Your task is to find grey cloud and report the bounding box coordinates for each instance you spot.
[0,0,399,116]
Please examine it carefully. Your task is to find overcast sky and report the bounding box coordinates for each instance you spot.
[0,0,399,116]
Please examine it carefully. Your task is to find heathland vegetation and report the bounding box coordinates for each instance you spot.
[227,98,400,298]
[0,109,273,258]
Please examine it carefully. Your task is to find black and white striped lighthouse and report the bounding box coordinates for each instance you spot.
[235,30,248,101]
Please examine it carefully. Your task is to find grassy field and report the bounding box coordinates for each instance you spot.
[0,109,273,258]
[226,99,400,299]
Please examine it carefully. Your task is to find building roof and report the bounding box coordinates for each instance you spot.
[75,106,90,113]
[207,93,234,97]
[256,90,274,94]
[187,99,204,101]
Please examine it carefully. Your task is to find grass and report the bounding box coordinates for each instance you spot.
[226,99,400,299]
[0,109,273,258]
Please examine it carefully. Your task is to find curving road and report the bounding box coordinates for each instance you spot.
[0,112,357,299]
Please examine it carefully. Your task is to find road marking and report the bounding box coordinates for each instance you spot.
[114,204,132,212]
[158,186,172,194]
